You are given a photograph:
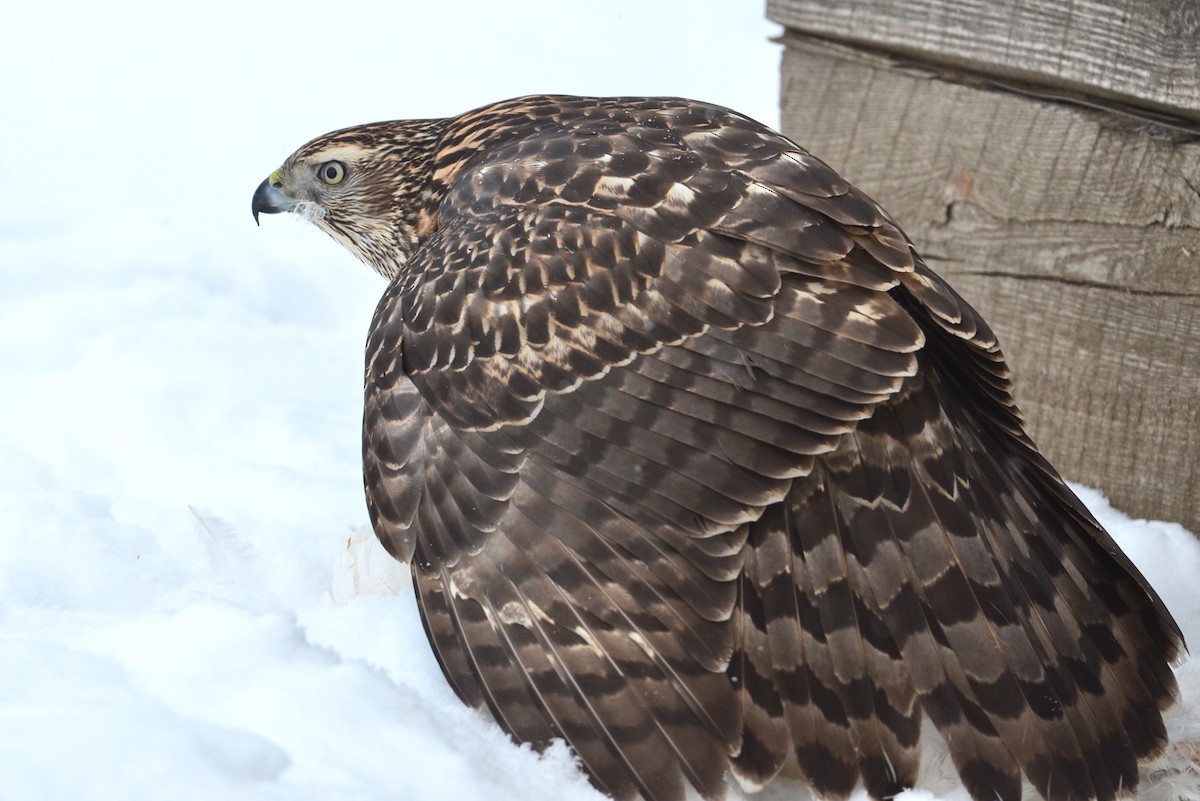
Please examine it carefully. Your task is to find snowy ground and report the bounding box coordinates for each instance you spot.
[1,3,1197,800]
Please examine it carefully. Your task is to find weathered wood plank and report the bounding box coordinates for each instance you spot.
[945,276,1199,530]
[767,0,1200,121]
[778,36,1200,531]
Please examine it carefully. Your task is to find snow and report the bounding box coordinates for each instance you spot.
[0,2,1196,799]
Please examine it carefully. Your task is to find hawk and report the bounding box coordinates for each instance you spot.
[252,95,1183,801]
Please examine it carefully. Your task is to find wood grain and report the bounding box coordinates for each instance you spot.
[767,0,1200,122]
[777,36,1200,533]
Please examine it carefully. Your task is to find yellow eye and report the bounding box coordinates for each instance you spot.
[318,160,347,185]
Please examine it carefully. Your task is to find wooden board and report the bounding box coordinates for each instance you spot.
[776,36,1200,532]
[767,0,1200,121]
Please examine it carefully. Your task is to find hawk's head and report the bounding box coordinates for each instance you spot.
[252,119,445,276]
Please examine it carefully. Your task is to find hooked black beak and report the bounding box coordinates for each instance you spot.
[252,170,293,225]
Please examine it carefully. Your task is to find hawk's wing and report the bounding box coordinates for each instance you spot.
[361,99,1181,801]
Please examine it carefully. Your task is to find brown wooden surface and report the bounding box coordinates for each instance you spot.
[776,35,1200,532]
[767,0,1200,121]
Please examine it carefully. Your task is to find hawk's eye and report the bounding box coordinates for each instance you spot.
[318,161,347,185]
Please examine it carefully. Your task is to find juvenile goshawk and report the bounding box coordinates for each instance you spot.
[253,95,1182,801]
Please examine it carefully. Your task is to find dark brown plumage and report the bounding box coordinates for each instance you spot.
[253,95,1184,801]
